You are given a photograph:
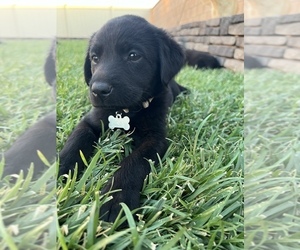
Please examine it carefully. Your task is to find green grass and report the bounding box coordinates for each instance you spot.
[0,40,56,249]
[2,40,299,250]
[0,40,54,149]
[244,70,300,249]
[1,39,244,249]
[56,40,244,249]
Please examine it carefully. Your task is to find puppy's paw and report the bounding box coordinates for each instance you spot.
[100,186,140,223]
[58,159,75,177]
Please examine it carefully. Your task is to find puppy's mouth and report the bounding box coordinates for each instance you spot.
[122,97,153,113]
[90,93,153,113]
[89,81,154,112]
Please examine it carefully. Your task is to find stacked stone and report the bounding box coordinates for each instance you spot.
[168,14,244,71]
[245,13,300,72]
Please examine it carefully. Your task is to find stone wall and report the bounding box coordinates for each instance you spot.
[168,14,244,71]
[245,13,300,72]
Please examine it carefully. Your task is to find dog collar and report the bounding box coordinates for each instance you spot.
[108,97,153,131]
[122,97,153,114]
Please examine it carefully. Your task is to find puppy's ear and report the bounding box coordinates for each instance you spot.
[84,33,95,85]
[157,30,185,84]
[84,51,91,85]
[44,39,56,86]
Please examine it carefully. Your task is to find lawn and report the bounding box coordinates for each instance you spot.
[244,70,300,249]
[0,40,54,148]
[1,39,244,249]
[0,40,56,249]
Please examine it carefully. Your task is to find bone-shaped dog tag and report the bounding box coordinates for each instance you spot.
[108,113,130,131]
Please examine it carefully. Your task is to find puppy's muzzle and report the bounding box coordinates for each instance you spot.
[91,82,113,97]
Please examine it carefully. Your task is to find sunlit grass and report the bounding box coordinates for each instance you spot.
[0,39,244,249]
[244,70,300,249]
[0,39,55,249]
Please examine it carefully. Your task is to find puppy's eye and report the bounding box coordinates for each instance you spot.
[128,52,141,61]
[91,55,99,64]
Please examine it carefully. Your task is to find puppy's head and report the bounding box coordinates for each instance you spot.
[84,15,184,109]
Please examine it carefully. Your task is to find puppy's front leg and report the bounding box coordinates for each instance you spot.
[100,135,168,222]
[59,116,101,176]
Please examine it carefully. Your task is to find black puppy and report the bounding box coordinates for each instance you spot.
[244,54,264,69]
[185,49,222,69]
[2,41,56,177]
[59,15,186,222]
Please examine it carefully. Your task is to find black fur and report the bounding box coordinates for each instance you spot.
[58,15,186,222]
[185,49,222,69]
[2,112,56,176]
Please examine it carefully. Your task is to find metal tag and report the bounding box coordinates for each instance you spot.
[108,113,130,131]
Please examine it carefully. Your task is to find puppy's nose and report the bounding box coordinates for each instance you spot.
[91,82,113,97]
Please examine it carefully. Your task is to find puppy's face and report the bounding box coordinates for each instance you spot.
[84,15,184,110]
